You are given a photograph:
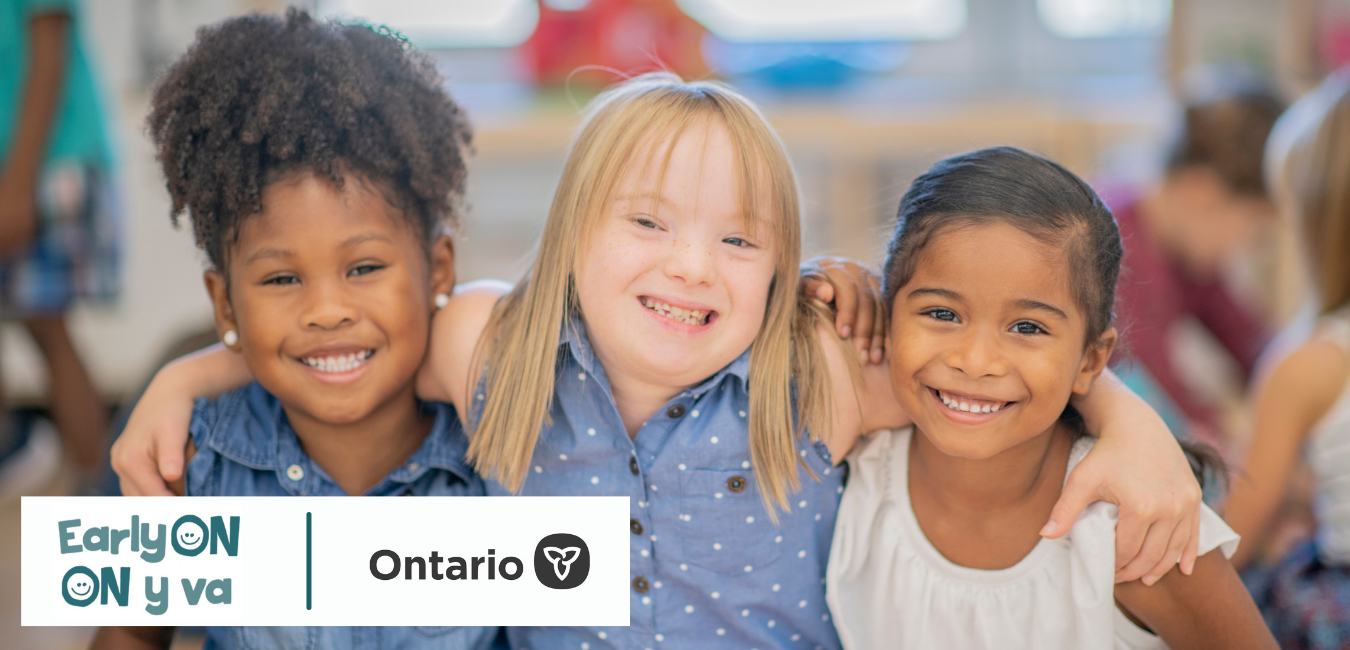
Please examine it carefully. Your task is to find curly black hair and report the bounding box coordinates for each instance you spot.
[147,8,472,271]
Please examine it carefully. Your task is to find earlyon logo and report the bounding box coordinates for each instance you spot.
[534,533,590,589]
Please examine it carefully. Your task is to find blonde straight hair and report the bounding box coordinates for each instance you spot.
[467,73,833,518]
[1281,73,1350,315]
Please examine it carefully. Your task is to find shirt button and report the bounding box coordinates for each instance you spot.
[632,576,650,593]
[631,519,644,535]
[629,457,641,475]
[666,405,686,418]
[727,476,746,492]
[286,465,304,481]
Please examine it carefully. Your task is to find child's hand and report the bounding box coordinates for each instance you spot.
[1050,369,1203,586]
[800,256,886,363]
[111,345,252,496]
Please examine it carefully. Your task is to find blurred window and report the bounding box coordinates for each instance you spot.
[318,0,540,48]
[1037,0,1171,39]
[676,0,967,42]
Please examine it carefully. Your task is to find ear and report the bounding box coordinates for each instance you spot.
[203,270,241,350]
[428,232,456,309]
[1071,327,1118,396]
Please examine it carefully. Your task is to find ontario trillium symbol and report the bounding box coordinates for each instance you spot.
[543,547,582,581]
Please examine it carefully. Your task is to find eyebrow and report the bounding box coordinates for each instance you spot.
[241,233,394,266]
[613,192,676,209]
[907,287,961,301]
[1012,298,1069,320]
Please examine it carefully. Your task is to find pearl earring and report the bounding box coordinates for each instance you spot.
[222,330,238,347]
[434,293,450,309]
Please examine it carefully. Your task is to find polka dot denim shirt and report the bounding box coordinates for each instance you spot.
[184,382,499,650]
[476,317,845,650]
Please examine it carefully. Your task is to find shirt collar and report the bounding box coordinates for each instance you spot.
[204,383,474,493]
[559,311,751,398]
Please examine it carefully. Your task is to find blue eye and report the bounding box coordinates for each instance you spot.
[1011,321,1046,335]
[723,237,748,248]
[349,263,385,277]
[262,274,299,286]
[923,308,959,322]
[633,217,658,229]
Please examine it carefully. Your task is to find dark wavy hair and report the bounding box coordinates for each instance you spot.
[146,8,472,271]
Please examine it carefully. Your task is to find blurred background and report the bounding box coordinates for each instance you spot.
[5,0,1350,647]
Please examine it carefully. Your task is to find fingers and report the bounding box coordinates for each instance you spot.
[1138,509,1195,584]
[1181,508,1201,575]
[155,433,185,483]
[1041,472,1095,539]
[829,269,860,340]
[868,272,886,363]
[1116,517,1181,585]
[847,267,880,359]
[113,441,174,497]
[799,272,836,305]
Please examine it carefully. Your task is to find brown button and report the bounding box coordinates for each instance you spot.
[630,518,644,535]
[666,404,686,418]
[629,456,640,475]
[632,576,650,593]
[727,476,747,493]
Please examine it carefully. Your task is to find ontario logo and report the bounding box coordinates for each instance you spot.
[534,533,589,590]
[367,533,591,590]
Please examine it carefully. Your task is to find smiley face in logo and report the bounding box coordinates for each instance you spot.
[66,573,92,598]
[62,566,98,607]
[171,515,209,556]
[177,521,205,551]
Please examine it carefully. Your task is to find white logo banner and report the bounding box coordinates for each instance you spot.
[21,496,629,626]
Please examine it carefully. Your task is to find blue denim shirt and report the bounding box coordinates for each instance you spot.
[475,317,845,650]
[185,382,499,650]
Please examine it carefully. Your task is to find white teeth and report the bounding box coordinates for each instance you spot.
[937,390,1007,415]
[642,298,709,326]
[302,349,373,374]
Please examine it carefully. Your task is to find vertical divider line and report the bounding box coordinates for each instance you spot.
[306,512,312,611]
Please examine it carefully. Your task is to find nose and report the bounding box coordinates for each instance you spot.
[300,277,360,331]
[945,326,1009,378]
[662,237,718,287]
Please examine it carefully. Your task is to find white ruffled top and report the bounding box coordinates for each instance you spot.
[825,427,1239,650]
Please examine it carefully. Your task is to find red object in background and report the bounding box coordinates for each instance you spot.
[1325,17,1350,71]
[522,0,710,85]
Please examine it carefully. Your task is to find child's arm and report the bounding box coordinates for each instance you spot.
[417,280,511,414]
[1063,369,1203,584]
[1224,337,1349,569]
[800,256,886,364]
[110,345,250,496]
[90,626,176,650]
[1114,550,1277,650]
[0,12,66,253]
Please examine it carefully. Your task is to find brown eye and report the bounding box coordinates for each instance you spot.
[1011,321,1046,335]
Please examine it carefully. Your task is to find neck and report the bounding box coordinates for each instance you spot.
[605,367,690,439]
[909,421,1073,518]
[282,385,432,495]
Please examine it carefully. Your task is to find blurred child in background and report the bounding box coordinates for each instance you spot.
[1223,70,1350,650]
[0,0,118,495]
[1108,86,1283,447]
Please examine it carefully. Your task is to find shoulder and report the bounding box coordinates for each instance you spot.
[1258,333,1349,427]
[184,383,280,495]
[429,280,510,410]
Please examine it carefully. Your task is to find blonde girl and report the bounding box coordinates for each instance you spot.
[1222,70,1350,649]
[114,74,1203,649]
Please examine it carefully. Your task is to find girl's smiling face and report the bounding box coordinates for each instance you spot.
[573,119,777,391]
[888,221,1115,459]
[206,170,453,427]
